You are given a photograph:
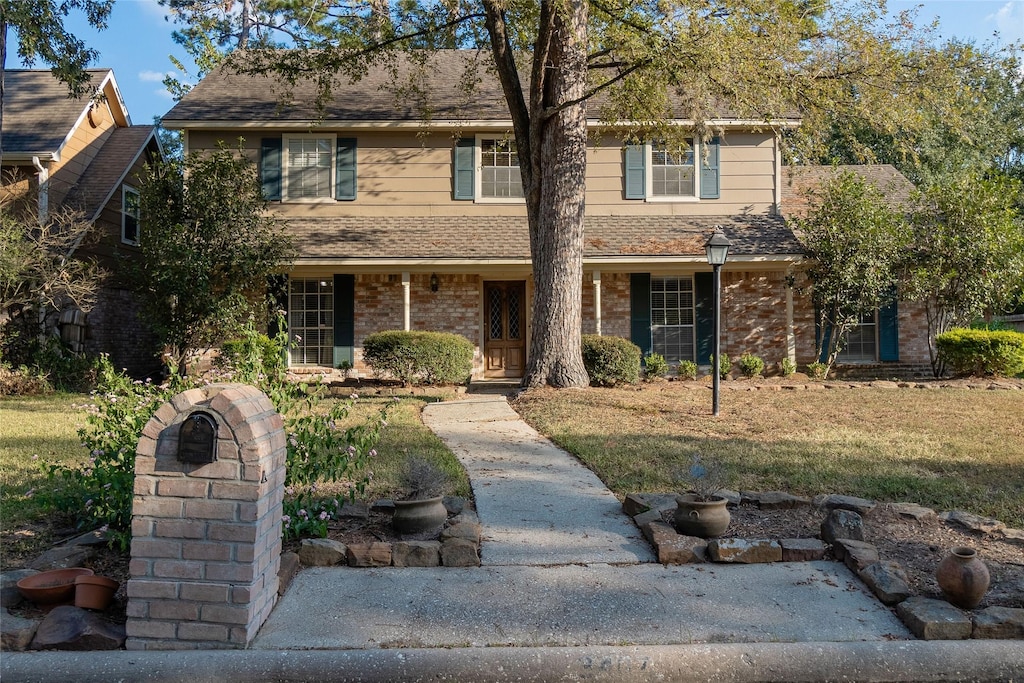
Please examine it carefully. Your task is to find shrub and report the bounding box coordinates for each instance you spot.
[643,352,670,381]
[936,328,1024,378]
[677,360,698,380]
[780,357,797,377]
[581,335,640,386]
[709,353,731,379]
[737,353,765,378]
[362,331,474,385]
[807,361,828,380]
[218,330,285,376]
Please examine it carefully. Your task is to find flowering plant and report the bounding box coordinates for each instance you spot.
[674,453,729,502]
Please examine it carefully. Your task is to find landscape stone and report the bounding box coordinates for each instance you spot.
[780,538,826,562]
[1,569,38,608]
[820,509,865,544]
[298,538,347,567]
[440,538,479,567]
[897,597,972,640]
[30,605,125,650]
[997,527,1024,546]
[939,510,1006,534]
[656,535,706,564]
[888,502,938,523]
[336,501,370,519]
[440,521,481,544]
[451,509,480,526]
[624,493,676,517]
[28,544,98,570]
[277,552,300,596]
[813,494,876,516]
[392,541,441,567]
[642,520,678,546]
[741,491,811,509]
[63,530,109,547]
[1,608,38,651]
[858,561,912,605]
[707,538,782,564]
[346,542,392,567]
[833,539,880,571]
[716,489,741,506]
[972,606,1024,639]
[442,496,466,515]
[371,499,396,513]
[632,509,664,529]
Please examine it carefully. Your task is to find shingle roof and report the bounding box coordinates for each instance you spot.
[782,165,916,217]
[64,126,158,220]
[2,69,111,153]
[289,214,803,262]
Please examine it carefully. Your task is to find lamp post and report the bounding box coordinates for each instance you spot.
[705,228,732,417]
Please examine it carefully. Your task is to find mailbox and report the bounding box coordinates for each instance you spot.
[178,411,218,464]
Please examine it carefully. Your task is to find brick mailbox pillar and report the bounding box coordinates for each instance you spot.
[126,384,285,650]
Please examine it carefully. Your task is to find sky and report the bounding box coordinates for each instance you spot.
[17,0,1024,126]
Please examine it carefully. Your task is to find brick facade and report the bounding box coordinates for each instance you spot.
[126,384,285,650]
[81,286,162,377]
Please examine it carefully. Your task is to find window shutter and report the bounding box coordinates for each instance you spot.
[334,274,355,367]
[630,273,652,355]
[260,138,282,201]
[453,138,475,200]
[694,272,714,363]
[700,137,720,199]
[624,144,646,199]
[878,298,899,362]
[335,138,357,201]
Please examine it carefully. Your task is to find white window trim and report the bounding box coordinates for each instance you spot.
[121,185,140,246]
[474,133,526,204]
[646,140,701,203]
[282,133,337,203]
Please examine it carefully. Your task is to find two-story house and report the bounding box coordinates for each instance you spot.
[163,51,929,380]
[2,69,163,376]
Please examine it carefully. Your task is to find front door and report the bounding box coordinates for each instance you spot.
[484,281,526,378]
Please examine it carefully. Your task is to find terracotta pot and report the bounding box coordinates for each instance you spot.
[393,496,447,535]
[74,574,119,610]
[673,494,731,538]
[936,546,990,609]
[16,568,94,605]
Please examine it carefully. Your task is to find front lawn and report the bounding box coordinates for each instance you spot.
[513,383,1024,527]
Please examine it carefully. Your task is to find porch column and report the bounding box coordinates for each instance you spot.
[593,270,602,336]
[402,272,411,331]
[785,270,796,363]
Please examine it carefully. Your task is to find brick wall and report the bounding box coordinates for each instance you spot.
[722,270,792,364]
[83,286,162,378]
[126,384,285,650]
[583,272,631,339]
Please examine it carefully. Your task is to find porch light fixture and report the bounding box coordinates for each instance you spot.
[430,273,439,292]
[705,227,732,417]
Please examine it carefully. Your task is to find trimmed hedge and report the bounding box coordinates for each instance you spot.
[582,334,641,386]
[936,328,1024,378]
[362,331,474,385]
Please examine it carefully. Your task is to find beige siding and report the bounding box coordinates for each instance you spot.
[187,128,778,218]
[48,102,119,208]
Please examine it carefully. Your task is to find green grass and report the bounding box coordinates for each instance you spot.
[513,383,1024,527]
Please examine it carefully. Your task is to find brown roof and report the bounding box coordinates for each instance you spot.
[782,165,916,217]
[165,50,799,126]
[2,70,112,154]
[290,214,803,262]
[64,126,159,220]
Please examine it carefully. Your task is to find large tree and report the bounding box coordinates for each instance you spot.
[169,0,975,387]
[131,144,294,374]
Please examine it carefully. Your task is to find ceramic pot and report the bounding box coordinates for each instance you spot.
[74,574,119,610]
[16,568,94,605]
[393,496,447,535]
[936,546,990,609]
[673,494,731,538]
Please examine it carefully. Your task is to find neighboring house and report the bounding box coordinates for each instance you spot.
[162,51,930,380]
[2,69,163,376]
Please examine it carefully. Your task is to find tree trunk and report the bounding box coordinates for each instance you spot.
[519,2,590,388]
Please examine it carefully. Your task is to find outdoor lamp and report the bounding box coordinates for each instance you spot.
[705,228,731,266]
[430,273,439,292]
[705,227,732,417]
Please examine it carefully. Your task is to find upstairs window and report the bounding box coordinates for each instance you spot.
[122,186,140,245]
[286,137,333,199]
[625,138,720,200]
[651,143,695,197]
[480,137,524,199]
[260,136,357,201]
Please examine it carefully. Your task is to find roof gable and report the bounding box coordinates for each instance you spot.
[782,165,916,218]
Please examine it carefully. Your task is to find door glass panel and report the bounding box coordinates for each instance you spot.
[508,288,521,340]
[489,288,504,340]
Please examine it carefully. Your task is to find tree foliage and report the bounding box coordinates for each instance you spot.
[793,170,909,375]
[130,144,294,374]
[904,173,1024,376]
[167,0,979,387]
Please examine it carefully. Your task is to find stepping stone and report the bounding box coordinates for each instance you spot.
[973,606,1024,639]
[859,561,912,605]
[30,605,125,650]
[707,538,782,564]
[813,494,876,516]
[897,597,971,640]
[298,538,346,567]
[939,511,1005,534]
[821,509,865,544]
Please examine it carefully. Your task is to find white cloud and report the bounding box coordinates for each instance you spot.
[155,87,176,100]
[986,2,1024,44]
[139,70,173,83]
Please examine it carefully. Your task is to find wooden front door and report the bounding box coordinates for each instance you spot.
[484,281,526,378]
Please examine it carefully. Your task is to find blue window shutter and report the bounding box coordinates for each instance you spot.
[700,137,720,199]
[335,138,357,201]
[625,144,646,199]
[260,138,282,200]
[630,273,652,354]
[695,272,714,363]
[878,298,899,362]
[453,138,475,200]
[334,274,355,367]
[814,309,833,363]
